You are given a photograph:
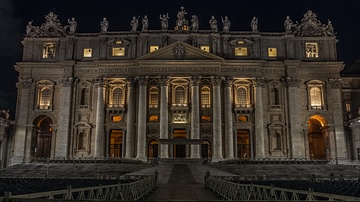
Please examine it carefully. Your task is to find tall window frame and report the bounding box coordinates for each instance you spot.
[201,86,211,108]
[111,87,124,107]
[149,87,159,108]
[307,80,326,110]
[36,80,54,110]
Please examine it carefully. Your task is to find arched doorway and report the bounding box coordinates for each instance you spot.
[148,140,158,159]
[308,115,330,160]
[109,129,123,158]
[32,116,53,158]
[173,129,186,158]
[201,140,211,158]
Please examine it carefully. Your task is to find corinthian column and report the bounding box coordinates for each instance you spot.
[136,76,148,161]
[159,76,170,159]
[253,77,266,158]
[211,76,223,161]
[56,77,78,158]
[190,76,201,159]
[224,77,234,159]
[329,78,347,160]
[283,76,304,158]
[12,79,32,165]
[125,78,136,159]
[93,77,107,157]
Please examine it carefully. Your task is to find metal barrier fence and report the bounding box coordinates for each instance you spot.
[205,175,360,201]
[0,175,156,202]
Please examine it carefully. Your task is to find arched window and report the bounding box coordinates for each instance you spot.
[112,88,123,106]
[307,80,325,110]
[236,87,247,106]
[149,87,159,108]
[80,88,90,105]
[310,87,322,107]
[201,87,211,108]
[40,88,51,108]
[175,86,185,104]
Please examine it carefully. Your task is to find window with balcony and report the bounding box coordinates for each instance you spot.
[236,87,247,107]
[111,87,124,108]
[39,87,51,109]
[175,86,185,105]
[307,80,325,110]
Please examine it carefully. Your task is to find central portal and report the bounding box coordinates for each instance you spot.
[173,129,187,158]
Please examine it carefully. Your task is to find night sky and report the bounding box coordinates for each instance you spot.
[0,0,359,117]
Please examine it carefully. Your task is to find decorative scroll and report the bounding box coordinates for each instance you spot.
[329,78,343,89]
[93,77,108,87]
[26,12,66,38]
[158,76,170,86]
[126,77,137,87]
[137,76,149,86]
[58,77,78,87]
[19,78,33,89]
[211,76,223,86]
[224,77,233,87]
[252,77,267,88]
[282,77,301,88]
[174,44,185,59]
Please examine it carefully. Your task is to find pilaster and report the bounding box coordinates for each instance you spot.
[253,77,266,158]
[190,76,201,159]
[224,77,234,159]
[93,77,107,157]
[125,77,136,159]
[136,76,148,161]
[211,76,223,161]
[159,76,170,159]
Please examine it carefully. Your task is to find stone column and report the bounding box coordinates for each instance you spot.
[284,77,304,158]
[253,77,266,158]
[224,77,234,159]
[56,77,77,158]
[350,117,360,160]
[125,78,136,159]
[250,129,255,159]
[233,129,237,159]
[136,76,148,161]
[190,76,201,159]
[329,79,347,161]
[303,127,309,159]
[211,76,223,161]
[159,76,170,159]
[12,79,32,165]
[93,77,107,157]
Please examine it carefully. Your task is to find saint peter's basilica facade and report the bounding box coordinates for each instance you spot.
[10,8,360,165]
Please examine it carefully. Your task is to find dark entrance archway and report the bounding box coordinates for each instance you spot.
[173,129,186,158]
[308,115,330,160]
[32,116,53,158]
[148,140,159,159]
[201,140,211,158]
[237,129,250,159]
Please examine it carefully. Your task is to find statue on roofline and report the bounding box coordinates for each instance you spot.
[221,16,231,33]
[209,16,218,32]
[142,15,148,31]
[100,17,109,33]
[130,16,139,32]
[251,16,258,32]
[65,17,77,34]
[190,15,199,31]
[160,13,169,31]
[176,6,188,31]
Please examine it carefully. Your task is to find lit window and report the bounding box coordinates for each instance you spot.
[305,42,319,58]
[112,47,125,56]
[112,88,124,107]
[83,48,92,58]
[39,87,51,109]
[150,46,159,52]
[237,40,244,45]
[115,40,123,45]
[268,48,277,57]
[238,115,248,122]
[112,115,122,122]
[149,115,159,122]
[235,47,248,56]
[149,87,159,108]
[345,101,351,112]
[201,115,211,122]
[236,87,247,105]
[42,43,56,58]
[201,87,211,108]
[175,87,185,104]
[310,87,322,108]
[200,46,210,52]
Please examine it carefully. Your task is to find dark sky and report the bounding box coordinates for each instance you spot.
[0,0,360,116]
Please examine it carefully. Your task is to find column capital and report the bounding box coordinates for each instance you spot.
[158,76,170,86]
[252,77,267,87]
[93,77,108,87]
[189,76,202,86]
[329,78,343,89]
[126,77,137,87]
[58,77,78,87]
[211,76,223,86]
[19,78,33,89]
[224,77,233,87]
[282,76,301,87]
[136,76,149,86]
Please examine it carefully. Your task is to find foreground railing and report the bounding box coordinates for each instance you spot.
[205,175,360,201]
[0,175,156,202]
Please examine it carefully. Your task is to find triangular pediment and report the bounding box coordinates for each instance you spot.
[136,41,224,61]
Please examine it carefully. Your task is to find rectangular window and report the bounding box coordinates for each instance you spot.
[235,47,248,56]
[42,43,56,59]
[200,46,210,52]
[112,47,125,56]
[238,115,248,122]
[305,42,319,58]
[149,115,159,122]
[83,48,92,58]
[111,115,122,122]
[150,46,159,52]
[268,48,277,57]
[201,115,211,122]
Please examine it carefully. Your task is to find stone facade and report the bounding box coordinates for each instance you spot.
[0,110,14,168]
[11,9,352,164]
